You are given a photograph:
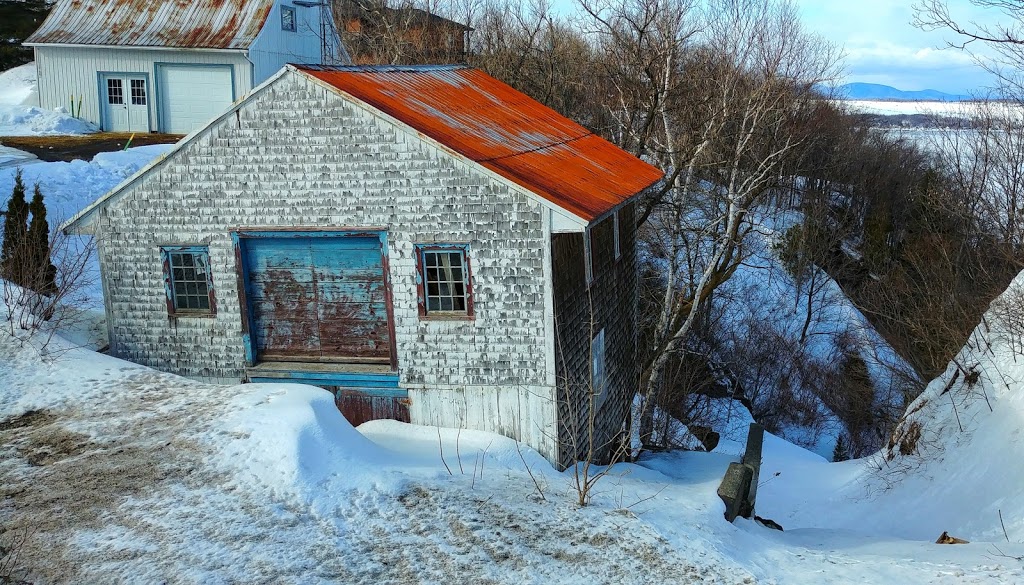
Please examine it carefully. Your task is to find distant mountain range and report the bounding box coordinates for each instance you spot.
[830,83,970,102]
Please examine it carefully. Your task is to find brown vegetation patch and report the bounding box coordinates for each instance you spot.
[0,373,230,582]
[0,133,182,162]
[0,409,54,432]
[899,421,923,456]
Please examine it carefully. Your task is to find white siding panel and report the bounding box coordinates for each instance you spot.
[249,1,330,82]
[157,65,234,134]
[408,386,558,463]
[34,46,253,130]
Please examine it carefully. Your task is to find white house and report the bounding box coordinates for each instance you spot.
[24,0,343,134]
[63,64,663,468]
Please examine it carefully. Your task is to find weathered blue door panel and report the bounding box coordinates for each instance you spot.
[238,233,393,364]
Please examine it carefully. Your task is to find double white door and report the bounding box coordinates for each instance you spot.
[102,74,150,132]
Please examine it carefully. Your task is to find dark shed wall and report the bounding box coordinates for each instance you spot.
[552,202,638,468]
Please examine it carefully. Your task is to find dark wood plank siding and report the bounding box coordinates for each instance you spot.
[552,203,638,469]
[335,390,411,427]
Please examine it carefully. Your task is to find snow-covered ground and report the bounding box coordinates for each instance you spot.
[2,317,1023,583]
[760,270,1024,546]
[0,62,98,136]
[841,99,978,118]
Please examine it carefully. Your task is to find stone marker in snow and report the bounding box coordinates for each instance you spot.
[717,423,764,523]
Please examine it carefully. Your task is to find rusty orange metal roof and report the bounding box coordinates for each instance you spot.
[25,0,274,49]
[297,65,663,222]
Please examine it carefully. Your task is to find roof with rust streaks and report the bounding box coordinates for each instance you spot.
[297,65,664,222]
[25,0,275,49]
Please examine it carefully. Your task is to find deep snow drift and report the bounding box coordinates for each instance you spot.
[0,63,98,136]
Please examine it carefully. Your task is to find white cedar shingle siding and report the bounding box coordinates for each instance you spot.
[91,71,557,461]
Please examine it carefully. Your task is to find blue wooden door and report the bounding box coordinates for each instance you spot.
[241,234,393,364]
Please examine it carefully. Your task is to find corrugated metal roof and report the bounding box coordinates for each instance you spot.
[25,0,275,49]
[298,65,663,222]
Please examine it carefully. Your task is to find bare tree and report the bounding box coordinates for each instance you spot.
[913,0,1024,97]
[604,0,840,448]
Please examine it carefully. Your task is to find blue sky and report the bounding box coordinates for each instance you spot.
[792,0,997,93]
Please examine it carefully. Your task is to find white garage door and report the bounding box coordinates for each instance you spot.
[157,65,234,134]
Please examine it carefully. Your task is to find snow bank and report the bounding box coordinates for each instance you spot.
[0,63,96,135]
[870,269,1024,540]
[0,105,98,136]
[0,144,172,219]
[0,144,173,308]
[215,385,408,503]
[0,63,37,106]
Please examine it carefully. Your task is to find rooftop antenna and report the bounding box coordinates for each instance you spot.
[294,0,350,65]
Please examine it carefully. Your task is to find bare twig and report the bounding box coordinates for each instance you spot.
[625,485,668,510]
[950,392,964,433]
[1000,509,1010,543]
[437,427,452,476]
[456,426,464,475]
[515,440,546,502]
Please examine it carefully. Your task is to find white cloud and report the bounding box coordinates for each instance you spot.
[792,0,1000,93]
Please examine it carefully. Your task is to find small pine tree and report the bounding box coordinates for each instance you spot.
[27,184,57,294]
[832,434,850,462]
[1,169,29,285]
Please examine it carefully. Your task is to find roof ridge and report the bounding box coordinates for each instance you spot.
[295,64,471,73]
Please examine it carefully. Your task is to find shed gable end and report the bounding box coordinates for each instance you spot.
[89,69,558,461]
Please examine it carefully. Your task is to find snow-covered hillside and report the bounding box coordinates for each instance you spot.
[699,209,915,459]
[759,269,1024,544]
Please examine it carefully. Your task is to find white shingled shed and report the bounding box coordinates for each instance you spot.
[24,0,343,134]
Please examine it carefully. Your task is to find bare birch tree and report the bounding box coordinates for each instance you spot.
[581,0,840,448]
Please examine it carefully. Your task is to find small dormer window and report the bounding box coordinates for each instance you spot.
[281,6,296,32]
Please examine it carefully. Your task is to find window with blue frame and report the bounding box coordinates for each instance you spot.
[161,246,216,316]
[416,244,473,317]
[281,5,296,31]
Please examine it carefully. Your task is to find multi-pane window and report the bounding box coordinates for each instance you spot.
[417,245,473,317]
[281,5,296,31]
[130,79,146,105]
[107,78,123,105]
[162,247,215,315]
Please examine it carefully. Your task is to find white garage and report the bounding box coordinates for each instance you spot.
[157,65,235,134]
[25,0,339,135]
